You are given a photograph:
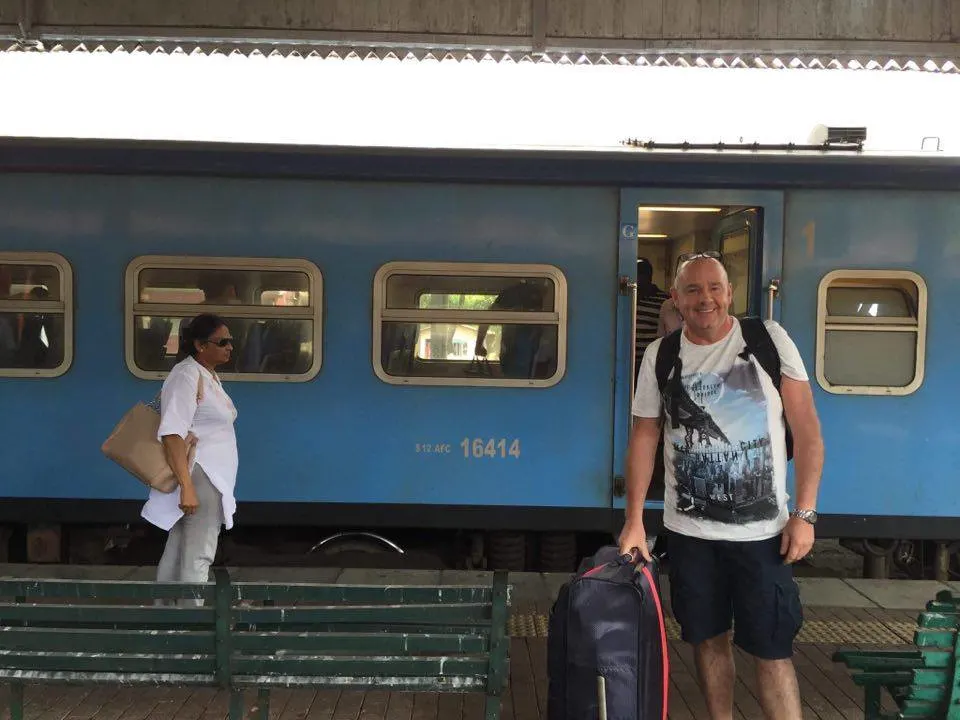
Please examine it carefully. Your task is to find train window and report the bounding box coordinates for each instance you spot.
[125,256,322,382]
[816,270,927,395]
[373,262,567,387]
[0,253,73,378]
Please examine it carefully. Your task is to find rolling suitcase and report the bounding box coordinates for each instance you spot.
[547,545,669,720]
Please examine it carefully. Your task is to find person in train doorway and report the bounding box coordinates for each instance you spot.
[618,251,824,720]
[657,296,684,336]
[634,258,670,375]
[141,313,239,606]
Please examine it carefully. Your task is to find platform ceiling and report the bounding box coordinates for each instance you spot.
[1,0,958,72]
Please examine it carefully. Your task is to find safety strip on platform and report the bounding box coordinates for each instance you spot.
[507,613,918,645]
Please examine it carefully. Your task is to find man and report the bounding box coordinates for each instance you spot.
[634,258,670,375]
[619,252,824,720]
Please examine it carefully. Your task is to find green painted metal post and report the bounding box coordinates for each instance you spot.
[863,684,881,720]
[257,689,270,720]
[214,568,233,690]
[484,570,510,720]
[11,592,26,720]
[229,690,244,720]
[9,682,24,720]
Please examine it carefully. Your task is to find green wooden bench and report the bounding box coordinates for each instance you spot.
[0,568,510,720]
[833,590,960,720]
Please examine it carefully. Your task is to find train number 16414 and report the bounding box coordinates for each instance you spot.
[461,438,521,459]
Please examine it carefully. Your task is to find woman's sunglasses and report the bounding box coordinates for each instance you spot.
[205,337,234,348]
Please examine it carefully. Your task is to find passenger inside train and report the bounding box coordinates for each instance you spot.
[379,270,560,383]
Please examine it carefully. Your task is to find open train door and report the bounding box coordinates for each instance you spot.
[612,189,785,536]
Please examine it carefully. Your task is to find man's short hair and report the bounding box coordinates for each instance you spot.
[672,255,729,290]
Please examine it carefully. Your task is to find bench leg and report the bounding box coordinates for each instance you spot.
[864,684,881,720]
[229,689,244,720]
[257,689,270,720]
[484,693,501,720]
[9,682,24,720]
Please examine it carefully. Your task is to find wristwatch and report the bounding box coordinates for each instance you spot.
[790,508,818,525]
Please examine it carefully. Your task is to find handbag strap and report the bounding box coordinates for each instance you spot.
[148,370,205,413]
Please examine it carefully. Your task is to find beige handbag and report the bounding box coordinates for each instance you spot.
[102,375,203,493]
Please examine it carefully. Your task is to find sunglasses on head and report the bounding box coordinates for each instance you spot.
[678,250,722,263]
[205,337,234,348]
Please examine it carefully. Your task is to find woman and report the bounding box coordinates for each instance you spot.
[141,313,238,597]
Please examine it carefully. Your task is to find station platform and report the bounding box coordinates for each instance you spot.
[2,562,953,720]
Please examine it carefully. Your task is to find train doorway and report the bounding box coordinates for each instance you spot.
[613,190,785,529]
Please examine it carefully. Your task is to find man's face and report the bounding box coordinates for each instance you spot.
[671,258,733,335]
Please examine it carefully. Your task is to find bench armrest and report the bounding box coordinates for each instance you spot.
[832,650,924,671]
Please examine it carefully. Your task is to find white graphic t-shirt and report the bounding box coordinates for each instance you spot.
[632,319,808,542]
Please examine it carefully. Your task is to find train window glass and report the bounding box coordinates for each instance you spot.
[138,268,311,307]
[720,228,751,316]
[816,270,927,395]
[373,263,567,387]
[126,256,323,382]
[0,253,73,378]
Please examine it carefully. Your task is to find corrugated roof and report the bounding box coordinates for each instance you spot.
[1,36,958,73]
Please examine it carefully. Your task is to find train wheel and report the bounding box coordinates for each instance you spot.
[488,531,526,572]
[539,532,577,573]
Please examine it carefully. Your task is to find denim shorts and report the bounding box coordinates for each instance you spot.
[665,530,803,660]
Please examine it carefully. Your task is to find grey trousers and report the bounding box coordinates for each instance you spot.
[156,463,223,606]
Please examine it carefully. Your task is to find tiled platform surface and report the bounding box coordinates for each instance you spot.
[2,563,953,720]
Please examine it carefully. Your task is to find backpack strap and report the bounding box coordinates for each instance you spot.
[738,317,793,460]
[654,329,683,429]
[654,329,681,393]
[738,317,781,392]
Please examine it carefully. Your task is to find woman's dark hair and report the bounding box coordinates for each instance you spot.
[177,313,226,361]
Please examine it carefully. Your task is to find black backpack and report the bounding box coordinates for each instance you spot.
[653,317,793,461]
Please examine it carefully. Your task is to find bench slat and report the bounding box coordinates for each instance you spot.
[231,655,489,677]
[911,667,951,686]
[902,683,947,703]
[233,631,487,654]
[0,669,217,685]
[234,621,489,636]
[233,584,495,605]
[0,603,214,625]
[0,579,214,602]
[850,671,915,686]
[898,698,941,716]
[832,650,925,670]
[234,604,491,626]
[0,627,215,654]
[916,612,959,629]
[914,631,955,648]
[231,673,487,691]
[0,651,216,674]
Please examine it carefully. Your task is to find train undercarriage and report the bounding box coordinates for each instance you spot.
[2,520,958,582]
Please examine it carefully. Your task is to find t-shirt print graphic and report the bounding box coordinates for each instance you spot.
[664,361,776,525]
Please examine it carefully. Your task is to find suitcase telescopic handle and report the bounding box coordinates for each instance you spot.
[597,675,608,720]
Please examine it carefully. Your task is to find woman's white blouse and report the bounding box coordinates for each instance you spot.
[141,356,239,532]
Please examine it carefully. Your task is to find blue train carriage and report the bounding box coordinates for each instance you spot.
[0,137,957,576]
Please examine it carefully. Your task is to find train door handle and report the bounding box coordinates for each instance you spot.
[620,276,639,407]
[766,278,781,321]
